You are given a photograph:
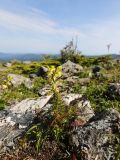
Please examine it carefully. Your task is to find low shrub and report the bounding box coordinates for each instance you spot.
[0,99,5,110]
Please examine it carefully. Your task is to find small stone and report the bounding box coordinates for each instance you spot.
[29,73,37,78]
[38,85,51,96]
[36,66,48,77]
[62,94,82,106]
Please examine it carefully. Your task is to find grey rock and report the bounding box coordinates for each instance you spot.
[62,93,82,106]
[107,83,120,101]
[92,66,101,77]
[69,109,120,160]
[7,142,15,149]
[36,66,48,77]
[8,74,33,89]
[77,99,94,122]
[38,85,51,96]
[63,94,94,123]
[66,76,79,84]
[92,66,101,73]
[62,60,83,78]
[29,73,37,78]
[0,95,52,153]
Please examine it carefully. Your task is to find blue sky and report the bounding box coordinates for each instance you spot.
[0,0,120,55]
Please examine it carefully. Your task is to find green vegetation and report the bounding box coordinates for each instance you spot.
[0,54,120,114]
[0,76,47,106]
[25,66,76,153]
[84,81,120,112]
[0,51,120,158]
[0,99,5,110]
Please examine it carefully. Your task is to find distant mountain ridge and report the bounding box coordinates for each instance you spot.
[0,53,119,61]
[0,53,45,61]
[111,54,120,58]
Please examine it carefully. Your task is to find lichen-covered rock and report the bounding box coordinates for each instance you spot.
[62,60,83,78]
[62,93,82,106]
[77,99,94,122]
[0,95,52,153]
[69,109,120,160]
[8,74,33,89]
[63,94,94,124]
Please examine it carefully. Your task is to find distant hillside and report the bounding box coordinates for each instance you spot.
[0,52,119,61]
[0,53,60,61]
[0,53,44,61]
[86,54,120,58]
[111,54,120,58]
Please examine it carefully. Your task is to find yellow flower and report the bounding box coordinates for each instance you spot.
[2,84,8,89]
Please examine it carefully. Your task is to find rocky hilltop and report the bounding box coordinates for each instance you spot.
[0,57,120,160]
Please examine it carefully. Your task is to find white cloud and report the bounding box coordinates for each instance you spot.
[0,7,120,54]
[77,17,120,54]
[0,8,82,36]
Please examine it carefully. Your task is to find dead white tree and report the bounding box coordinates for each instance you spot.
[107,43,112,54]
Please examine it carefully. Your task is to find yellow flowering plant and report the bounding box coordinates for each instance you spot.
[1,75,12,90]
[47,65,62,93]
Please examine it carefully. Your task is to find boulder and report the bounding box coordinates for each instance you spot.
[8,74,33,89]
[1,91,119,160]
[62,60,83,78]
[36,66,48,77]
[69,109,120,160]
[92,66,102,78]
[0,95,52,153]
[107,83,120,101]
[63,94,94,124]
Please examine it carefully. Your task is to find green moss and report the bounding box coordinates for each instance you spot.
[40,59,61,66]
[0,99,5,110]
